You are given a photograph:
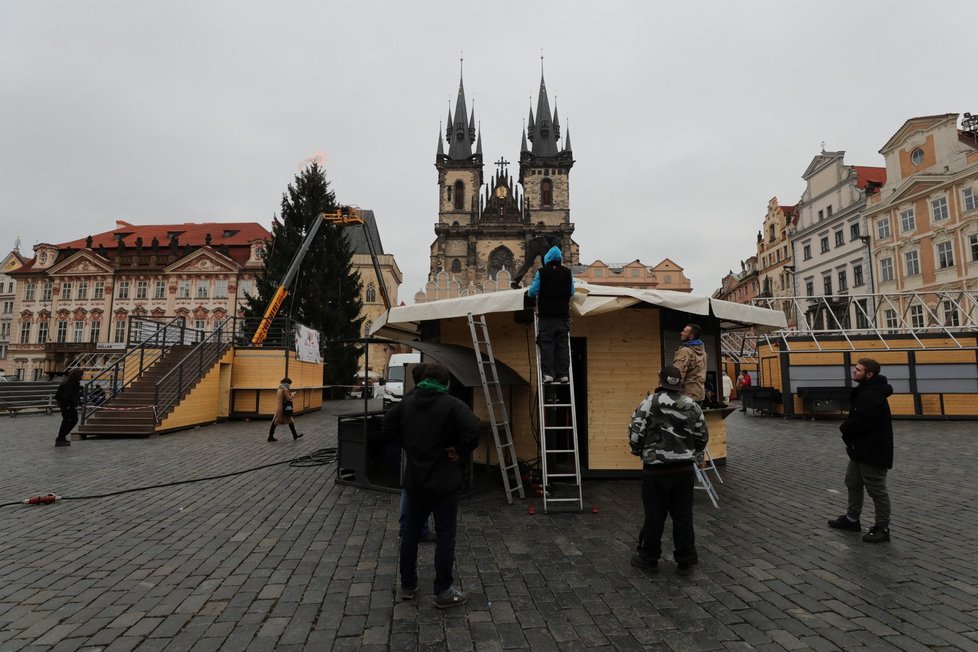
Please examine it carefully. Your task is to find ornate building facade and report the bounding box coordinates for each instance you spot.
[7,221,269,379]
[574,259,692,291]
[427,67,579,295]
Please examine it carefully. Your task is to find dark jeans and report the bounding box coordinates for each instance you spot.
[400,493,458,594]
[637,466,698,565]
[57,405,78,442]
[399,489,431,538]
[845,459,891,528]
[537,316,570,377]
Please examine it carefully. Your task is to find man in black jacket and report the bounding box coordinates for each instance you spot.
[527,245,574,383]
[828,358,894,543]
[382,362,479,608]
[54,368,84,447]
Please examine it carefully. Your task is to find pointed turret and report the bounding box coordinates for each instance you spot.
[521,128,529,153]
[528,72,559,157]
[437,126,445,158]
[475,129,482,157]
[563,125,572,152]
[447,74,475,160]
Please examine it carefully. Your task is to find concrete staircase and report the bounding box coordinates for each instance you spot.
[78,345,195,438]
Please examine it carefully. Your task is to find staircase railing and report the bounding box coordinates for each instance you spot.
[81,316,189,424]
[153,317,234,424]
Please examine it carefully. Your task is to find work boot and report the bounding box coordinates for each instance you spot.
[862,525,890,543]
[400,584,419,601]
[827,514,861,532]
[433,585,468,609]
[55,440,70,447]
[293,432,304,440]
[630,553,658,572]
[267,436,277,442]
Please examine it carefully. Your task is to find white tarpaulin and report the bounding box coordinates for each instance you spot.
[294,323,322,363]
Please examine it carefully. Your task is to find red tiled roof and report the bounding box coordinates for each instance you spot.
[853,166,886,189]
[57,221,270,249]
[781,204,798,216]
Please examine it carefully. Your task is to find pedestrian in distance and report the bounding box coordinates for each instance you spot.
[54,368,84,447]
[267,377,303,442]
[673,323,707,402]
[737,370,752,412]
[629,365,709,575]
[382,362,479,608]
[527,245,574,384]
[510,232,562,288]
[828,358,894,543]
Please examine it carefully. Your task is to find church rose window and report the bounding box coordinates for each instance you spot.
[541,179,553,206]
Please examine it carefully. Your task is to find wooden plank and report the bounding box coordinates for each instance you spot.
[919,394,943,416]
[914,350,977,364]
[789,353,845,365]
[887,394,916,416]
[942,394,978,416]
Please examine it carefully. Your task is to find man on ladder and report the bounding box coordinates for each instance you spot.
[527,245,574,383]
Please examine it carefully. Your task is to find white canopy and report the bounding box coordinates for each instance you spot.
[370,281,786,338]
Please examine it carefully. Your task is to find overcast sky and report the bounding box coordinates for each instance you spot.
[2,1,974,300]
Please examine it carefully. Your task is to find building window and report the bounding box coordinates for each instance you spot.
[25,281,36,301]
[42,282,53,301]
[38,321,49,343]
[827,205,833,217]
[820,236,830,253]
[876,218,891,240]
[802,244,811,260]
[818,209,824,221]
[855,299,869,329]
[853,265,864,287]
[93,281,105,300]
[61,282,72,299]
[0,322,8,337]
[57,319,68,343]
[899,208,916,232]
[365,282,377,303]
[0,344,5,360]
[880,257,894,282]
[937,241,954,268]
[884,309,898,330]
[239,280,254,299]
[214,279,228,298]
[835,231,845,247]
[964,187,977,212]
[20,322,31,343]
[451,258,461,273]
[910,304,925,328]
[850,224,861,241]
[541,179,553,206]
[904,250,920,276]
[155,280,166,299]
[196,280,209,299]
[1,301,11,314]
[943,300,960,327]
[136,280,148,299]
[804,279,814,296]
[118,281,130,299]
[90,319,101,343]
[838,270,848,292]
[77,281,88,300]
[911,148,924,165]
[970,234,978,262]
[823,276,832,296]
[178,280,191,298]
[114,319,127,343]
[194,319,206,333]
[73,321,84,343]
[453,180,464,210]
[931,196,949,222]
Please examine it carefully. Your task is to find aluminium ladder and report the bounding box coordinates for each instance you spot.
[694,448,721,510]
[533,313,584,512]
[467,313,525,504]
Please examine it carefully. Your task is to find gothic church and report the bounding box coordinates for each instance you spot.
[425,66,578,298]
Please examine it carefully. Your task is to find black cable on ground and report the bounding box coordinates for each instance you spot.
[0,447,338,508]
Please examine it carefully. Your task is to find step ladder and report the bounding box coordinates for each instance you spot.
[467,313,525,504]
[694,448,721,510]
[533,313,584,513]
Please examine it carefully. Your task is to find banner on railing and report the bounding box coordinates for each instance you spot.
[295,324,322,364]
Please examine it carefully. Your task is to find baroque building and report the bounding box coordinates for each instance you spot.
[428,66,578,295]
[574,259,692,291]
[0,246,26,375]
[7,221,269,380]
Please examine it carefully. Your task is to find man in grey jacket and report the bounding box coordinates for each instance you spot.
[628,365,709,574]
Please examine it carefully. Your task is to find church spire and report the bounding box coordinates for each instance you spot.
[528,65,559,157]
[436,123,445,158]
[447,60,476,160]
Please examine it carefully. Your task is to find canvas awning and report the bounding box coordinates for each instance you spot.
[370,281,786,338]
[386,341,527,388]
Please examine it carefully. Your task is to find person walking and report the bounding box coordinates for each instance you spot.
[267,377,303,442]
[54,368,84,447]
[382,362,479,608]
[828,358,894,543]
[527,245,574,383]
[673,323,707,402]
[628,365,709,575]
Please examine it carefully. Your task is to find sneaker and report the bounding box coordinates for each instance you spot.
[292,432,304,440]
[542,375,554,384]
[400,585,419,601]
[827,514,861,532]
[630,553,658,572]
[55,440,70,447]
[557,376,569,384]
[677,562,694,576]
[433,585,468,609]
[862,525,890,543]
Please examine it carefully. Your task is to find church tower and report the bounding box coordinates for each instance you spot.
[427,62,576,297]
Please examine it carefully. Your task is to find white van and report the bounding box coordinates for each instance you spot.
[382,352,421,409]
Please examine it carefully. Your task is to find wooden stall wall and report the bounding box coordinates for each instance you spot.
[157,349,234,432]
[230,349,323,418]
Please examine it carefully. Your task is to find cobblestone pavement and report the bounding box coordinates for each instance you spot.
[1,401,977,651]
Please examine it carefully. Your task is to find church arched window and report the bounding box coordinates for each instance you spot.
[451,259,461,273]
[454,180,465,210]
[366,282,376,303]
[541,179,553,206]
[488,246,514,280]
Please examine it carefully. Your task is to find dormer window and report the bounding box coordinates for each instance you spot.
[223,230,238,238]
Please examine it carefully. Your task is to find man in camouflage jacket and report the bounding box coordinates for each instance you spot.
[628,365,709,574]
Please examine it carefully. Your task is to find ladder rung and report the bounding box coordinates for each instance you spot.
[545,473,579,478]
[543,425,574,430]
[542,403,573,408]
[545,449,577,454]
[545,497,582,502]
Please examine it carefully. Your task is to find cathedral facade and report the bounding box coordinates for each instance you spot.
[426,67,579,298]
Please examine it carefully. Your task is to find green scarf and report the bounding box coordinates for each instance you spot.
[416,378,448,393]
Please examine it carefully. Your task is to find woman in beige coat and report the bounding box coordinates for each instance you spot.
[267,377,304,442]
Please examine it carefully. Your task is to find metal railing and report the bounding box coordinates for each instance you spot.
[81,316,189,424]
[153,317,234,424]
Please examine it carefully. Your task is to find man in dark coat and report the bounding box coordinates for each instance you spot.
[510,233,562,288]
[382,362,479,608]
[54,368,84,447]
[527,245,574,383]
[828,357,894,543]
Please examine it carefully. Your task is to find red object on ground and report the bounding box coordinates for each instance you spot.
[24,494,60,505]
[528,506,536,515]
[592,504,599,514]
